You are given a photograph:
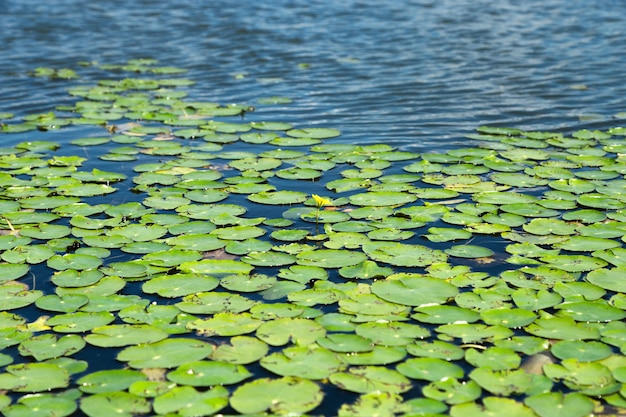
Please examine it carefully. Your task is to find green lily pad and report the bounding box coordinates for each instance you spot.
[46,312,115,333]
[296,249,367,268]
[329,366,412,394]
[0,263,30,283]
[1,391,78,417]
[210,335,269,364]
[0,283,42,310]
[79,392,150,417]
[167,361,251,386]
[446,244,494,258]
[551,340,613,362]
[525,316,600,340]
[230,377,323,415]
[371,275,458,306]
[524,392,594,417]
[256,317,326,346]
[77,369,147,394]
[261,345,345,379]
[469,367,534,395]
[349,191,417,207]
[117,338,215,369]
[397,357,464,381]
[586,267,626,292]
[0,363,69,392]
[142,273,219,297]
[363,242,447,267]
[423,377,482,405]
[84,324,168,347]
[176,292,256,314]
[152,386,228,416]
[188,312,263,336]
[450,397,536,417]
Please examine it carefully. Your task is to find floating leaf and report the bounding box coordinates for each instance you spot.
[371,275,458,306]
[117,338,215,369]
[230,377,323,415]
[167,361,251,386]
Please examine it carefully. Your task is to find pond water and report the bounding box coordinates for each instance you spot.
[3,0,626,149]
[2,1,626,417]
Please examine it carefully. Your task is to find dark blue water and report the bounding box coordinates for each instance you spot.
[2,0,626,151]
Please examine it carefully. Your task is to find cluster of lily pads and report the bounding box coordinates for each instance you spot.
[1,59,626,416]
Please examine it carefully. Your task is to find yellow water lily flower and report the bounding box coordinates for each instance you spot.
[312,194,332,208]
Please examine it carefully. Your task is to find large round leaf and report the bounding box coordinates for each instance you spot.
[371,276,458,306]
[363,242,447,267]
[230,377,323,415]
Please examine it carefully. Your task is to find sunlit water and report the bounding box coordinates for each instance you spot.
[2,0,626,151]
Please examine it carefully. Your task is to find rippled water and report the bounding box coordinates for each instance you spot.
[2,0,626,151]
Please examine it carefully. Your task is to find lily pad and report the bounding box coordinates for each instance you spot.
[230,377,323,415]
[117,338,215,368]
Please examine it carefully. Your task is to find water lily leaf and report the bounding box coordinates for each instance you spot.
[230,377,323,415]
[219,273,277,292]
[543,358,617,394]
[256,318,326,346]
[480,308,537,328]
[465,347,521,371]
[397,357,464,382]
[210,335,269,364]
[188,312,263,337]
[349,191,417,207]
[423,377,482,405]
[329,366,412,394]
[0,263,30,283]
[46,311,115,333]
[540,254,607,272]
[296,249,367,268]
[47,254,103,271]
[525,316,600,340]
[586,267,626,292]
[406,340,464,360]
[371,275,458,306]
[450,397,536,417]
[18,333,85,361]
[469,367,534,395]
[551,340,613,362]
[35,294,88,313]
[176,291,256,314]
[1,391,78,417]
[261,345,345,379]
[317,333,374,353]
[51,269,104,288]
[179,259,253,276]
[117,338,214,369]
[556,300,626,322]
[241,250,296,267]
[512,288,563,311]
[363,242,447,267]
[167,360,251,386]
[247,190,308,205]
[0,363,69,393]
[355,321,429,346]
[425,227,472,242]
[435,323,513,343]
[0,283,42,310]
[152,385,228,416]
[79,391,150,417]
[556,236,620,252]
[446,244,494,258]
[77,369,147,394]
[84,324,168,347]
[142,273,219,298]
[524,392,594,417]
[338,260,394,279]
[56,276,126,298]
